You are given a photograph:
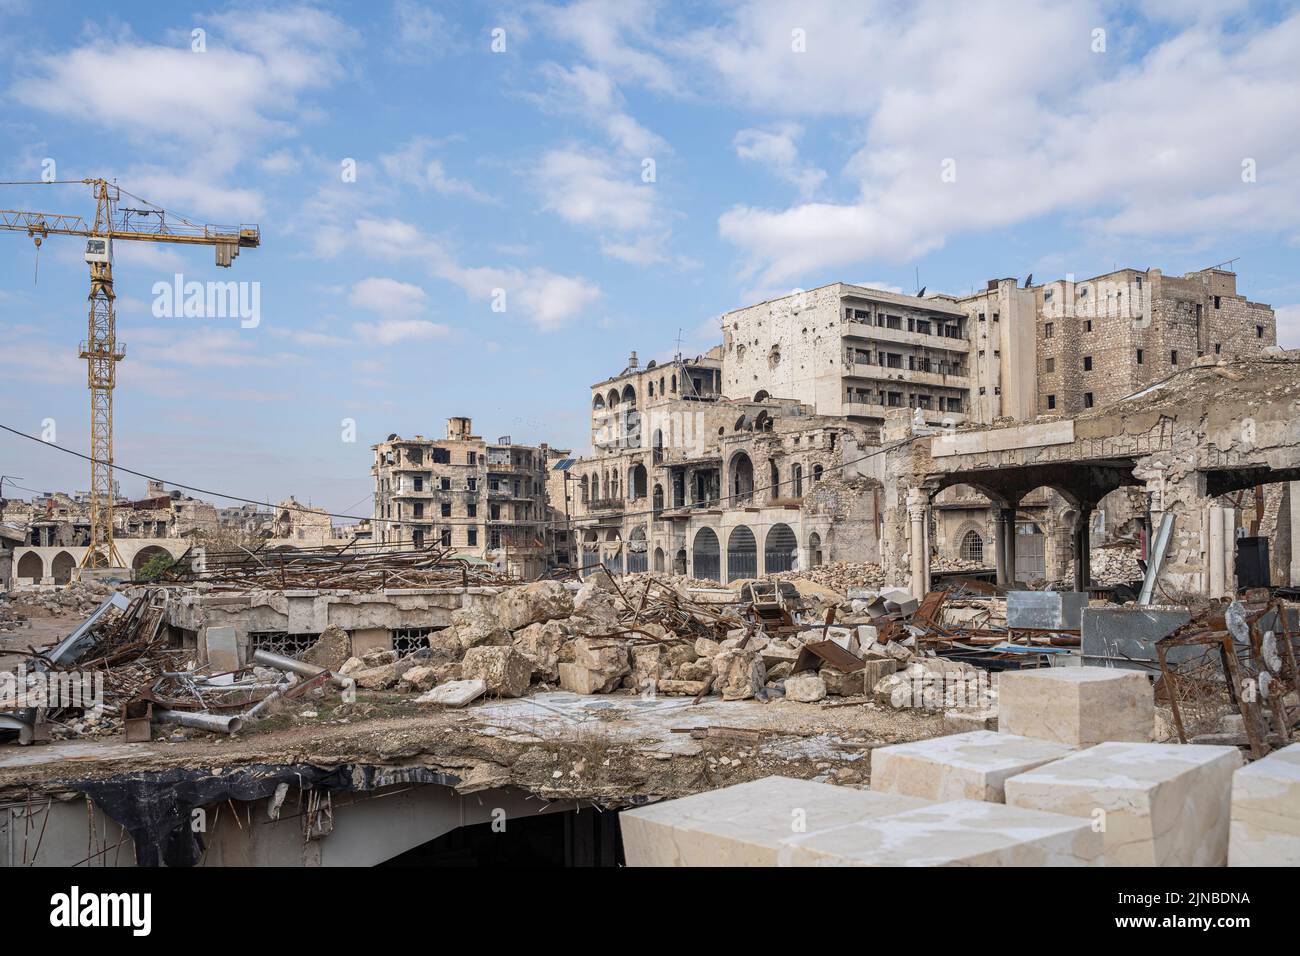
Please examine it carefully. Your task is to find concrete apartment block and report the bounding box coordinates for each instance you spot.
[870,730,1076,803]
[1229,742,1300,866]
[998,665,1153,746]
[1005,742,1242,866]
[619,776,929,866]
[781,799,1103,866]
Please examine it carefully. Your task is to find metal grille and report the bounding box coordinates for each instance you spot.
[692,528,720,582]
[392,627,434,655]
[249,631,318,659]
[764,523,797,573]
[726,526,757,582]
[960,529,985,563]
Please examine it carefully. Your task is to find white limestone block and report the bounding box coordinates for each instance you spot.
[998,666,1153,746]
[1229,742,1300,866]
[1005,741,1242,866]
[871,730,1075,803]
[619,776,929,867]
[780,799,1103,866]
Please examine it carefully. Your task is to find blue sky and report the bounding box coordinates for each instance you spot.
[1,0,1298,520]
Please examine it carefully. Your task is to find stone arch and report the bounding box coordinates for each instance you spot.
[726,526,757,581]
[692,527,720,582]
[653,547,665,572]
[17,551,43,582]
[51,550,76,585]
[621,383,637,407]
[753,389,769,402]
[131,545,172,572]
[580,474,590,502]
[606,388,620,408]
[812,463,824,482]
[652,483,664,515]
[592,394,605,410]
[674,548,687,575]
[627,526,648,574]
[728,451,754,504]
[808,531,823,567]
[765,523,798,573]
[959,528,985,563]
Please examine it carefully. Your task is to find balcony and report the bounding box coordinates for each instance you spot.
[843,321,969,353]
[843,363,969,389]
[585,497,624,514]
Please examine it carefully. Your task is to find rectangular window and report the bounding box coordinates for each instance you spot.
[1084,393,1094,408]
[1084,319,1093,332]
[1214,343,1221,355]
[467,503,477,518]
[1047,395,1056,410]
[1214,296,1221,309]
[1257,325,1265,338]
[467,477,477,491]
[1045,357,1055,373]
[1044,322,1054,338]
[440,502,451,517]
[490,504,500,520]
[467,529,478,546]
[886,353,902,368]
[441,529,451,547]
[1136,348,1143,365]
[440,477,451,490]
[1083,356,1093,371]
[1170,350,1178,365]
[468,451,477,465]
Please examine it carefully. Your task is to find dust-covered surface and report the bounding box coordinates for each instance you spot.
[0,689,944,804]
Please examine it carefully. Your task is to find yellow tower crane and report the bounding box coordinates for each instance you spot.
[0,178,260,567]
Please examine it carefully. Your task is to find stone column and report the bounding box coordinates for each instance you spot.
[907,487,930,598]
[1073,506,1093,592]
[995,507,1016,586]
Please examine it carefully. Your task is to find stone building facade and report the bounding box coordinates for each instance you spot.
[371,418,551,579]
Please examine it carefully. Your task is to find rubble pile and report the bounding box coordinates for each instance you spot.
[769,562,884,592]
[1090,546,1144,587]
[2,579,113,623]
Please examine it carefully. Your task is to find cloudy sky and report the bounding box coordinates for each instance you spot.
[1,0,1298,519]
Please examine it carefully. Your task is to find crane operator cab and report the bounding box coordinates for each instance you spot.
[84,236,113,265]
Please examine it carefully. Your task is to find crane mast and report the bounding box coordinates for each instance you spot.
[0,178,260,569]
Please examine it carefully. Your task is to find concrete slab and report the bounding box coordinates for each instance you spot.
[203,625,241,671]
[1005,741,1242,866]
[998,665,1153,746]
[871,730,1075,803]
[620,776,930,866]
[1229,742,1300,866]
[781,799,1103,866]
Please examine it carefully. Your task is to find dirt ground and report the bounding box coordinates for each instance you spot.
[0,684,947,805]
[0,609,84,669]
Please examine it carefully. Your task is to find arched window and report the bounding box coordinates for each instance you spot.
[808,532,823,567]
[960,529,984,563]
[812,464,824,482]
[768,460,779,498]
[729,452,754,504]
[792,463,804,497]
[17,552,43,581]
[627,526,648,574]
[652,483,664,516]
[765,523,798,573]
[671,374,677,393]
[653,547,665,572]
[581,474,590,502]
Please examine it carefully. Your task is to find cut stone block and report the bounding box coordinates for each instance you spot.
[416,679,485,708]
[1005,741,1241,866]
[998,666,1153,746]
[620,776,929,867]
[1229,741,1300,866]
[781,799,1103,866]
[871,730,1075,803]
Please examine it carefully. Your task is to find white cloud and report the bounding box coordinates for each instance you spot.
[692,2,1300,285]
[354,217,602,330]
[1276,304,1300,349]
[379,137,494,202]
[536,0,679,94]
[538,148,657,231]
[258,149,302,175]
[536,63,668,157]
[734,124,826,199]
[352,319,451,345]
[347,277,429,316]
[393,0,457,58]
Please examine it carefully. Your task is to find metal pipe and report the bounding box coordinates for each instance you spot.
[250,648,350,690]
[154,708,244,734]
[242,682,292,721]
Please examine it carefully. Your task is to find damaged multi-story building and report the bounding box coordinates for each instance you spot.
[371,417,554,579]
[558,266,1282,586]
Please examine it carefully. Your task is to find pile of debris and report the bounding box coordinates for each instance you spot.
[770,562,884,592]
[2,579,114,625]
[1090,545,1144,587]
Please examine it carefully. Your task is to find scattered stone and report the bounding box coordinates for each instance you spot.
[417,679,486,708]
[784,674,827,703]
[461,645,532,698]
[302,624,351,672]
[512,619,568,681]
[712,648,766,700]
[494,580,573,631]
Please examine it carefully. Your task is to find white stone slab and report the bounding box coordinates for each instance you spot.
[1229,742,1300,866]
[779,799,1102,866]
[619,776,929,867]
[1005,741,1241,866]
[415,679,485,707]
[871,730,1075,803]
[998,666,1153,746]
[203,625,241,672]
